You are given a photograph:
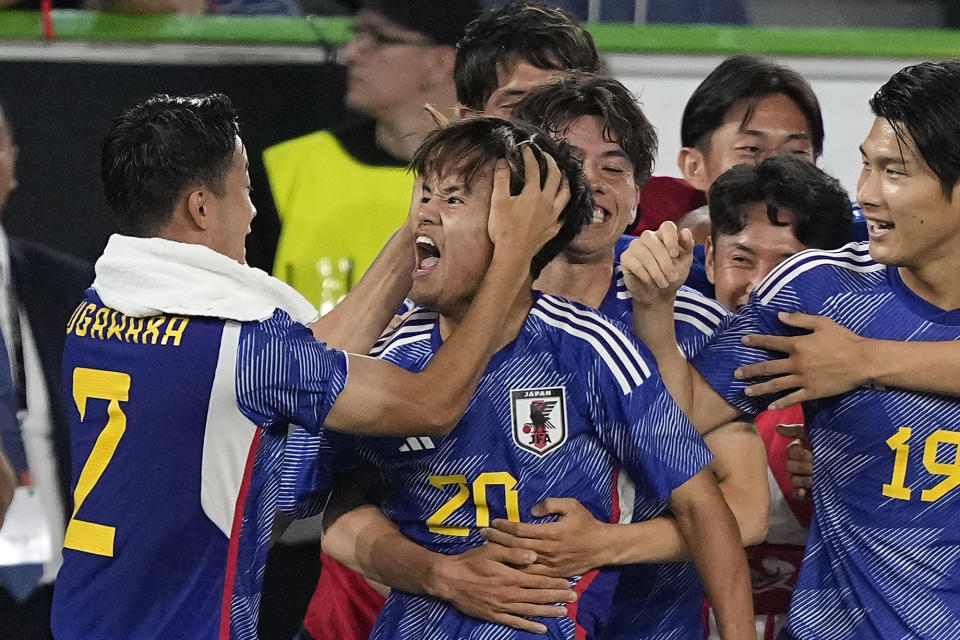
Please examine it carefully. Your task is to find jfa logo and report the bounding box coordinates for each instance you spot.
[510,387,567,456]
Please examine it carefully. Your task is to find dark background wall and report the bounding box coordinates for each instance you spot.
[0,58,350,272]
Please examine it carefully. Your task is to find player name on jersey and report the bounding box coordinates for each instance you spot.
[66,300,190,347]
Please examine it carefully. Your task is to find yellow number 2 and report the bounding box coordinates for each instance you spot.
[64,367,131,557]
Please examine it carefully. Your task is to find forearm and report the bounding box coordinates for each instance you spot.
[312,229,413,353]
[864,339,960,397]
[632,300,738,432]
[672,473,754,639]
[322,504,442,597]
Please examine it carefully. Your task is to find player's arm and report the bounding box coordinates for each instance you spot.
[668,468,755,640]
[481,420,769,573]
[621,224,740,431]
[325,148,568,437]
[735,311,960,409]
[309,182,419,353]
[322,500,575,633]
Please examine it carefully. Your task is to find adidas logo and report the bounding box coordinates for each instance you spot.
[399,437,436,452]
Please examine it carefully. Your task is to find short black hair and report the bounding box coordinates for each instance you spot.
[455,1,601,112]
[101,93,240,237]
[411,116,592,279]
[681,54,824,157]
[511,73,657,187]
[870,59,960,198]
[709,155,851,249]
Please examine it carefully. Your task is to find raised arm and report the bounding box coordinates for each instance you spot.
[309,181,419,353]
[620,223,740,431]
[734,311,960,409]
[325,148,569,436]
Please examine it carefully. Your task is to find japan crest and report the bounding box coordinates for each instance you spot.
[510,386,567,456]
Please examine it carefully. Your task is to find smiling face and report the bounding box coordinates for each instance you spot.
[685,93,815,193]
[409,163,495,317]
[706,203,808,311]
[559,115,638,261]
[204,138,256,264]
[858,116,960,272]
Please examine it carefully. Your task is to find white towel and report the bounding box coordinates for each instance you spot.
[92,234,319,325]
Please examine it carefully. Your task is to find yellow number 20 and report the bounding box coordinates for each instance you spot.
[64,367,131,557]
[426,471,520,536]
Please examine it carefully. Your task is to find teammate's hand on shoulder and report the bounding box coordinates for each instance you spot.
[488,145,568,259]
[778,423,813,500]
[430,541,575,634]
[738,312,870,410]
[620,222,694,308]
[480,497,614,578]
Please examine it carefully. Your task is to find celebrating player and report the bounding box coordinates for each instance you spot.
[622,59,960,639]
[292,115,755,639]
[49,92,568,640]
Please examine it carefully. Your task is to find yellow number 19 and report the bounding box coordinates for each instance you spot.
[64,367,131,557]
[882,426,960,504]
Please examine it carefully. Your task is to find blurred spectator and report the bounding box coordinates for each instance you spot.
[264,0,481,311]
[487,0,752,24]
[0,102,92,640]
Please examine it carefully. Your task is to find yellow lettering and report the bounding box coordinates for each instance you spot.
[65,302,86,335]
[124,317,144,344]
[106,312,126,341]
[90,308,110,340]
[141,317,165,345]
[74,304,96,337]
[161,317,189,346]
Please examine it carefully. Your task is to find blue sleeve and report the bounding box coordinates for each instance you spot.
[235,310,349,434]
[278,427,359,518]
[588,349,713,507]
[674,285,729,359]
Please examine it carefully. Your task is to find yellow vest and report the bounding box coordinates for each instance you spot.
[264,129,413,311]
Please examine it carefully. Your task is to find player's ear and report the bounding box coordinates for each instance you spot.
[185,188,212,230]
[678,146,710,193]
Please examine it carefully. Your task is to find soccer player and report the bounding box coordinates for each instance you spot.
[698,156,851,638]
[622,59,960,639]
[49,92,569,640]
[300,115,755,639]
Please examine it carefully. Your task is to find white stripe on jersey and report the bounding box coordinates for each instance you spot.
[674,288,727,336]
[201,321,258,538]
[613,264,632,300]
[533,295,651,394]
[369,309,436,357]
[756,243,881,305]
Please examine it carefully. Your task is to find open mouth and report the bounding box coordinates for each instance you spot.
[591,206,610,225]
[416,235,441,271]
[867,219,895,237]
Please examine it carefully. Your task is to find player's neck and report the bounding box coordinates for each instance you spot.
[899,257,960,311]
[534,257,613,310]
[438,288,534,349]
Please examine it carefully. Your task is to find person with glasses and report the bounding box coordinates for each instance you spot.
[264,0,481,312]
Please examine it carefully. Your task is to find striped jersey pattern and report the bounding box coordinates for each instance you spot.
[53,297,348,640]
[693,242,960,639]
[356,293,712,640]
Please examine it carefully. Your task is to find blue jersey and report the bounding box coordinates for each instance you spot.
[356,293,712,640]
[692,242,960,639]
[52,290,348,640]
[598,262,728,639]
